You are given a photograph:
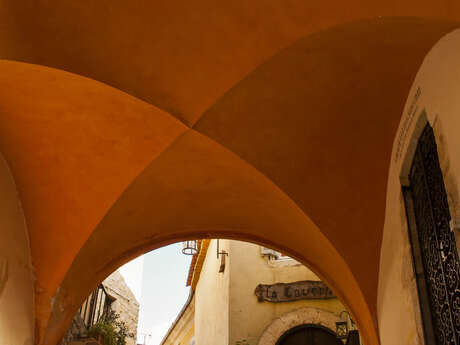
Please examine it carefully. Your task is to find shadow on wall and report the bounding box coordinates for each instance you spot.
[379,27,460,345]
[0,154,34,345]
[0,258,8,298]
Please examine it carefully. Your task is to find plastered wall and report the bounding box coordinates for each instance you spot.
[0,153,34,345]
[179,325,194,345]
[195,240,230,345]
[161,299,194,345]
[378,28,460,345]
[227,241,344,345]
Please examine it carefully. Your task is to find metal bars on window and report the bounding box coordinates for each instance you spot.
[403,124,460,345]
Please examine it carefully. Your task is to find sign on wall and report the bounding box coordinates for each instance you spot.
[254,280,335,302]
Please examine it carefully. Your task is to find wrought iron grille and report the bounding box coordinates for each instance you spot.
[405,124,460,345]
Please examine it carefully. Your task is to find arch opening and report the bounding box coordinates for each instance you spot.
[59,239,361,345]
[275,325,343,345]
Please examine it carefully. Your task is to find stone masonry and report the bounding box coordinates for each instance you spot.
[103,270,140,345]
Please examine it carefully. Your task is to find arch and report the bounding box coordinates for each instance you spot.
[275,325,342,345]
[0,12,459,345]
[0,60,188,344]
[193,18,459,316]
[43,129,366,345]
[258,308,341,345]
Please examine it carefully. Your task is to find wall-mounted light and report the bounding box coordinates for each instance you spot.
[216,239,228,273]
[335,320,348,339]
[336,310,356,340]
[182,240,198,255]
[216,239,227,258]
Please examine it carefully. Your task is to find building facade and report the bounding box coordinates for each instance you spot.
[161,240,358,345]
[61,270,139,345]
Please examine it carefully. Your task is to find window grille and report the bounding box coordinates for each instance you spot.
[403,124,460,345]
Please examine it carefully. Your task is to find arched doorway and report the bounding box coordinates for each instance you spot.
[276,325,342,345]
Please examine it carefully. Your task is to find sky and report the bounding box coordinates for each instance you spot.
[119,255,144,303]
[119,243,192,345]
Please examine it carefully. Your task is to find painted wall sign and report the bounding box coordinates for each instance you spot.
[395,86,422,163]
[254,280,335,302]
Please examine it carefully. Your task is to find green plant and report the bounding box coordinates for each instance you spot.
[88,309,135,345]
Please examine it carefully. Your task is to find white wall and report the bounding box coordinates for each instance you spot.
[378,27,460,345]
[0,153,34,345]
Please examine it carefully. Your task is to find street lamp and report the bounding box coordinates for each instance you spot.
[216,239,228,273]
[182,240,198,255]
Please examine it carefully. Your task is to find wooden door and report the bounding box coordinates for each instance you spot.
[276,325,343,345]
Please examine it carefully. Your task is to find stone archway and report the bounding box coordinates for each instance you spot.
[257,308,341,345]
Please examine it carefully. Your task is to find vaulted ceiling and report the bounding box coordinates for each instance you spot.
[1,1,460,344]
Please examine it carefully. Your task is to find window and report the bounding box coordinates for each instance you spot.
[403,123,460,345]
[261,247,294,261]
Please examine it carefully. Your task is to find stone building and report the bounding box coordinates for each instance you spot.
[103,271,140,345]
[161,240,358,345]
[61,270,139,345]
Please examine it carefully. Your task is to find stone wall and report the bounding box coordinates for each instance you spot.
[60,314,88,345]
[61,270,139,345]
[103,270,140,345]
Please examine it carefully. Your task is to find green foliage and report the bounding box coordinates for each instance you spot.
[88,309,135,345]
